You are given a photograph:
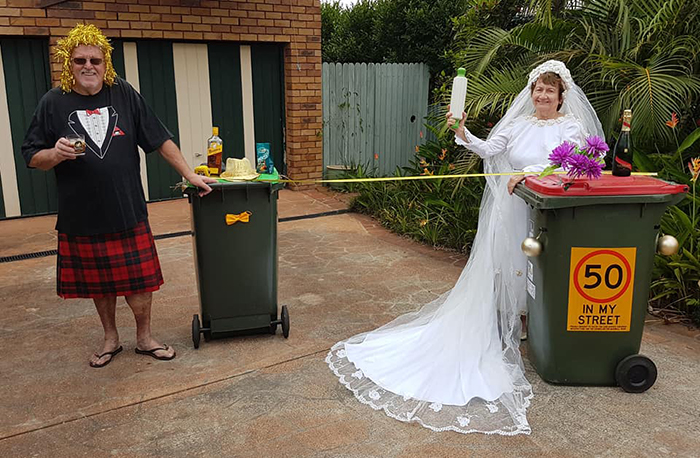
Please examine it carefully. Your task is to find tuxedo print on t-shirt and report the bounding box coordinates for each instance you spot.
[68,106,125,159]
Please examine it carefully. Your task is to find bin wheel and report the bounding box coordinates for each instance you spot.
[192,314,201,349]
[281,305,290,339]
[615,354,657,393]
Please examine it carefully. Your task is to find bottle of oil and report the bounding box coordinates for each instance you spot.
[207,127,223,176]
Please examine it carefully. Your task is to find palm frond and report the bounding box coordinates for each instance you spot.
[459,27,512,75]
[463,65,529,118]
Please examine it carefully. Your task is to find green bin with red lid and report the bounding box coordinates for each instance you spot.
[513,175,688,392]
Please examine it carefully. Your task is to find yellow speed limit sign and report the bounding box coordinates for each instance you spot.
[567,247,637,332]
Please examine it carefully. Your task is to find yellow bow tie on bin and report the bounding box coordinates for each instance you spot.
[225,211,252,225]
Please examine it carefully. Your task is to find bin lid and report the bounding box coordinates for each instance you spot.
[514,175,688,210]
[524,175,688,196]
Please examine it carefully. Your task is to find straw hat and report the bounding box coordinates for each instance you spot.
[220,157,259,181]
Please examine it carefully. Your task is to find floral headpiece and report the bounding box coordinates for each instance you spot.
[528,60,574,101]
[55,23,116,93]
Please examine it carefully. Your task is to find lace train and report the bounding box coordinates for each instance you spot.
[326,342,533,435]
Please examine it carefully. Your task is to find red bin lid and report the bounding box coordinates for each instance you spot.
[524,174,688,196]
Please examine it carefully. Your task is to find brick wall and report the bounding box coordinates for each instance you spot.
[0,0,323,184]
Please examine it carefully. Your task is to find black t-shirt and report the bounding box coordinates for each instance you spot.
[22,78,172,235]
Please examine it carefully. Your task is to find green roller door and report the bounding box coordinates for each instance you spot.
[136,40,182,201]
[1,38,54,217]
[208,42,245,162]
[251,44,285,174]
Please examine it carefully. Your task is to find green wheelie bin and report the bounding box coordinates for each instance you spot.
[185,180,289,349]
[514,175,687,392]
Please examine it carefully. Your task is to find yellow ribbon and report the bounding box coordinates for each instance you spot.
[254,171,658,185]
[184,171,660,190]
[226,211,251,225]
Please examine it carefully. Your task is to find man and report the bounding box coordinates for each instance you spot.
[22,24,216,367]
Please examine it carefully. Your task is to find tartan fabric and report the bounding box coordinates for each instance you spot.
[57,220,163,298]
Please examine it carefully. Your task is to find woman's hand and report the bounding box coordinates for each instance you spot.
[507,175,527,195]
[446,105,468,143]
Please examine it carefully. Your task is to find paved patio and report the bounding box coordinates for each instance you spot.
[0,188,699,457]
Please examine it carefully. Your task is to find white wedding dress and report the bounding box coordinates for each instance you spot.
[327,61,604,435]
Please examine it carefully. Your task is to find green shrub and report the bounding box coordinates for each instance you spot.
[650,152,700,326]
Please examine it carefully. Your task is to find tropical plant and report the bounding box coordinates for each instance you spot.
[527,0,572,27]
[650,187,700,325]
[451,0,700,153]
[649,129,700,325]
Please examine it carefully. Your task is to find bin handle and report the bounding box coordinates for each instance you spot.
[226,211,252,225]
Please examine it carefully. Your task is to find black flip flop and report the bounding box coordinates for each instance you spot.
[89,345,123,368]
[135,344,176,361]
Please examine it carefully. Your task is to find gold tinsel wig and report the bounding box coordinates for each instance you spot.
[55,23,116,93]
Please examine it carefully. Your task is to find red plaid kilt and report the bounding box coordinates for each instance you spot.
[57,220,164,298]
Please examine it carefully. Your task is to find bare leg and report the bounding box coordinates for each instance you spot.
[90,296,121,366]
[126,292,175,359]
[520,314,528,340]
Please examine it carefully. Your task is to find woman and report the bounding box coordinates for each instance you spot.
[326,60,603,435]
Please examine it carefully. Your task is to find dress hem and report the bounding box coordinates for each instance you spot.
[326,342,533,436]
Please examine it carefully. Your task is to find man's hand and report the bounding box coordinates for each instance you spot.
[28,138,81,170]
[157,139,217,196]
[54,137,82,161]
[507,175,527,195]
[185,173,216,196]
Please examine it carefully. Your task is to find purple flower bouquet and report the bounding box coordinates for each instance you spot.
[539,136,609,180]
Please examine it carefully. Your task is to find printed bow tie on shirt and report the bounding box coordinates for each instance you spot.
[86,109,101,115]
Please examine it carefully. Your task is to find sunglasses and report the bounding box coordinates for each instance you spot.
[72,57,104,66]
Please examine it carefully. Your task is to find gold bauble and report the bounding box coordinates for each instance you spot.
[521,237,543,257]
[657,235,679,256]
